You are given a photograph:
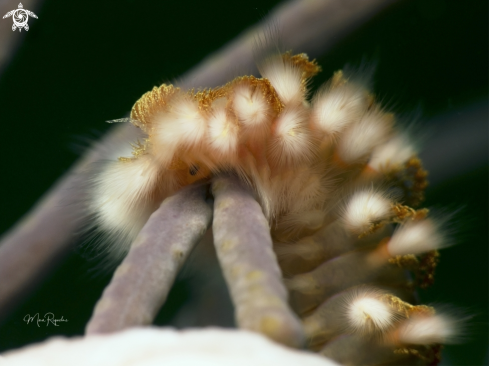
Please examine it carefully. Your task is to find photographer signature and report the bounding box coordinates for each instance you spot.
[23,313,68,327]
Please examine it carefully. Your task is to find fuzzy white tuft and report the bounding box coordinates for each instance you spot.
[268,107,315,167]
[232,84,271,138]
[336,109,393,164]
[90,155,164,259]
[346,289,396,334]
[340,189,393,233]
[259,56,303,104]
[311,84,368,137]
[207,106,239,161]
[387,219,445,256]
[153,96,207,165]
[398,314,458,345]
[368,134,416,171]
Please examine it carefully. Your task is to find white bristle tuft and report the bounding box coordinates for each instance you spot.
[340,189,393,233]
[232,84,271,138]
[153,96,207,164]
[90,155,164,259]
[368,134,416,171]
[346,288,396,334]
[387,219,445,256]
[268,107,316,167]
[259,55,303,104]
[398,314,458,345]
[207,106,239,161]
[311,84,368,137]
[336,109,393,164]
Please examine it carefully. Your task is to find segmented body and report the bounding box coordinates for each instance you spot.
[90,52,453,365]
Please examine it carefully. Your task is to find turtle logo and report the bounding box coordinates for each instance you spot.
[3,3,38,32]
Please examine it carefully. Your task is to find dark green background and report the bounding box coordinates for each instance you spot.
[0,0,487,364]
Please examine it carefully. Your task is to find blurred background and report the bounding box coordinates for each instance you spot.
[0,0,487,364]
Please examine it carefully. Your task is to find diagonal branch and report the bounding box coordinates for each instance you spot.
[178,0,399,89]
[211,175,305,348]
[0,124,139,321]
[85,183,212,334]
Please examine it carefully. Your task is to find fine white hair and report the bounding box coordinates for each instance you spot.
[368,134,417,171]
[311,83,369,138]
[340,188,393,233]
[336,108,393,164]
[387,218,446,256]
[345,287,397,334]
[398,314,458,345]
[258,55,303,105]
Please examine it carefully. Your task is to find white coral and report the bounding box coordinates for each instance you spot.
[1,328,339,366]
